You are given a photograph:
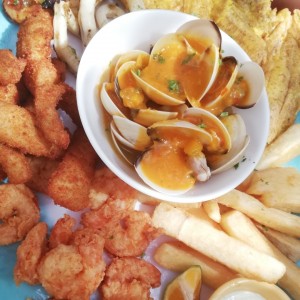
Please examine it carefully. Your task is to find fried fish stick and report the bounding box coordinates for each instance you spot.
[17,9,59,94]
[0,143,32,184]
[34,84,70,149]
[26,156,60,194]
[17,9,53,61]
[48,128,98,211]
[0,84,20,104]
[0,102,62,158]
[0,49,26,86]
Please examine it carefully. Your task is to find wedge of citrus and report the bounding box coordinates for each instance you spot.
[163,265,202,300]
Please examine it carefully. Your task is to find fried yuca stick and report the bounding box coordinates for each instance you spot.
[257,224,300,263]
[245,167,300,213]
[257,124,300,169]
[154,241,238,289]
[143,0,183,11]
[220,210,300,300]
[0,143,31,184]
[48,128,98,211]
[216,189,300,237]
[202,200,221,223]
[152,203,286,283]
[183,0,212,19]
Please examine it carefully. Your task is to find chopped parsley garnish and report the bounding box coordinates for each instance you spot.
[168,80,180,93]
[134,69,141,76]
[198,123,206,129]
[219,58,223,66]
[182,52,196,64]
[234,162,239,169]
[220,111,229,117]
[153,53,165,64]
[235,76,244,84]
[13,0,19,5]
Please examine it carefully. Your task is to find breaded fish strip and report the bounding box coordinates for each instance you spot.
[17,9,53,61]
[0,84,20,104]
[0,143,32,184]
[34,84,70,149]
[48,128,97,211]
[0,49,26,86]
[212,0,267,64]
[26,156,60,194]
[17,9,59,94]
[0,102,62,158]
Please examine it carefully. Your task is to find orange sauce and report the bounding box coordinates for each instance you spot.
[139,142,195,190]
[229,77,250,107]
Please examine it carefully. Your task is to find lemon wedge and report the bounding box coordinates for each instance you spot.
[163,266,202,300]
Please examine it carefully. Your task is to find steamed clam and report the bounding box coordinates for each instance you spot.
[98,19,265,195]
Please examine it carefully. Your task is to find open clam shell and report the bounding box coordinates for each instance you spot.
[112,115,152,151]
[133,109,178,127]
[208,114,250,174]
[134,119,214,195]
[176,19,222,50]
[232,61,265,109]
[183,107,231,154]
[183,44,220,107]
[101,82,129,117]
[201,56,239,115]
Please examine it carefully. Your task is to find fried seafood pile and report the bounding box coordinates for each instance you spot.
[1,0,300,300]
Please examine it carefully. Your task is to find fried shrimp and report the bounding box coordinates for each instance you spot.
[105,210,161,257]
[14,222,48,285]
[0,143,32,184]
[101,257,161,300]
[82,198,159,257]
[88,165,138,209]
[0,184,40,245]
[38,226,106,300]
[48,214,76,249]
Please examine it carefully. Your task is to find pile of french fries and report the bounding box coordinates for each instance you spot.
[151,165,300,298]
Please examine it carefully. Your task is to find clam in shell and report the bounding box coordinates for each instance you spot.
[135,119,213,195]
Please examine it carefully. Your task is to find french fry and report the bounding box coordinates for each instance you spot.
[152,203,286,283]
[202,200,221,223]
[245,167,300,213]
[216,189,300,237]
[154,241,238,289]
[257,124,300,170]
[257,224,300,263]
[220,210,300,300]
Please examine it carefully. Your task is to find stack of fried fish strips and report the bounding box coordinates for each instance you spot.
[145,0,300,168]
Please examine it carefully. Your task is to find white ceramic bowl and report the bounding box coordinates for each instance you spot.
[76,9,269,203]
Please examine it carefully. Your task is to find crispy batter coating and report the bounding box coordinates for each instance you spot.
[88,165,138,209]
[0,143,32,184]
[0,49,26,86]
[38,227,106,300]
[17,9,53,61]
[0,184,40,245]
[26,156,60,194]
[14,222,48,285]
[0,101,63,158]
[58,83,82,127]
[0,84,20,104]
[101,257,161,300]
[48,214,76,249]
[48,128,97,211]
[34,83,70,149]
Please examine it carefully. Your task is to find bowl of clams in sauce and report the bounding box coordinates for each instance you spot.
[77,9,269,203]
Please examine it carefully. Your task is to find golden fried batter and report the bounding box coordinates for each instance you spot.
[0,49,26,86]
[48,129,97,211]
